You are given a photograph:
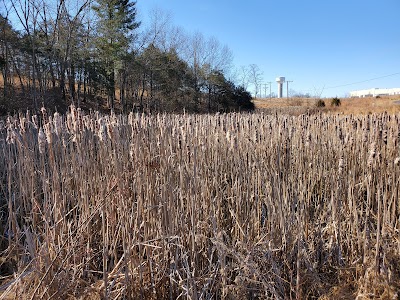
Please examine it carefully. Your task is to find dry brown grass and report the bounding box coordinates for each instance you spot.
[1,107,400,299]
[254,96,400,115]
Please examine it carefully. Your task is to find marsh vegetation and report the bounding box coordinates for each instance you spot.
[1,108,400,299]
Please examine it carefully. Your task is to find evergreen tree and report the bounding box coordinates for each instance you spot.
[93,0,140,109]
[0,15,19,98]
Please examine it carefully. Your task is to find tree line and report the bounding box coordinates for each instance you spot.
[0,0,254,114]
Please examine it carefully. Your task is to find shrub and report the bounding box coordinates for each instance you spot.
[331,97,341,107]
[316,99,325,107]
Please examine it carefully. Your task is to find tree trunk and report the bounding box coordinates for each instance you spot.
[60,63,66,102]
[11,51,25,93]
[31,45,38,109]
[107,62,115,109]
[120,70,126,112]
[140,73,146,110]
[77,67,83,107]
[68,63,76,103]
[208,86,212,112]
[49,61,56,88]
[83,68,87,103]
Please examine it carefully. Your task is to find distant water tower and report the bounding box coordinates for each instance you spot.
[276,77,285,98]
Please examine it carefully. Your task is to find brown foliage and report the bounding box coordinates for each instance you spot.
[1,108,400,299]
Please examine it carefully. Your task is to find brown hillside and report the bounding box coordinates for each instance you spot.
[254,95,400,115]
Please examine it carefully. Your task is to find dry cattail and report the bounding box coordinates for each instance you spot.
[53,112,62,136]
[97,118,107,142]
[31,115,38,129]
[367,143,376,167]
[363,130,368,143]
[106,123,114,140]
[382,129,388,145]
[41,106,48,123]
[19,116,27,133]
[66,113,73,132]
[338,156,345,173]
[128,111,134,126]
[6,125,15,144]
[43,122,53,144]
[226,130,231,143]
[1,111,400,299]
[129,143,135,161]
[38,127,46,154]
[338,127,344,143]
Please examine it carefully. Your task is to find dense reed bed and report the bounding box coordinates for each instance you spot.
[0,107,400,299]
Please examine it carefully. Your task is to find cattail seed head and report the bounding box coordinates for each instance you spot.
[226,130,231,143]
[67,114,73,132]
[363,130,368,143]
[53,112,62,136]
[19,116,27,133]
[129,143,135,161]
[31,115,38,129]
[41,107,48,123]
[6,126,15,144]
[44,123,53,144]
[97,118,107,142]
[382,130,387,145]
[106,123,113,140]
[338,157,345,173]
[38,127,46,154]
[367,143,376,167]
[128,112,134,126]
[338,127,344,143]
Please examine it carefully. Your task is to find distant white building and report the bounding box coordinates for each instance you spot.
[350,88,400,98]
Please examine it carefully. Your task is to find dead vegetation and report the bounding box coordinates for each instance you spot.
[254,95,400,115]
[1,107,400,299]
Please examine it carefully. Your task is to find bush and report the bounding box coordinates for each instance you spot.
[331,97,341,107]
[316,99,325,107]
[233,86,255,111]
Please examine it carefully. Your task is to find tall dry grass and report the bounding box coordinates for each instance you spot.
[254,95,400,115]
[0,107,400,299]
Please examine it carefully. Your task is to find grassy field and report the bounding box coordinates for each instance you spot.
[253,95,400,115]
[1,107,400,299]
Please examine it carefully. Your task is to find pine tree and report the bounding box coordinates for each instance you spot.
[93,0,140,109]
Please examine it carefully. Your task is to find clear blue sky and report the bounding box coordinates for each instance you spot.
[137,0,400,98]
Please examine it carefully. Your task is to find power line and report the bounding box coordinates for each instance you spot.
[325,72,400,89]
[267,82,272,99]
[286,80,293,99]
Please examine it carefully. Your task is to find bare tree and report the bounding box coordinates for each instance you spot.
[9,0,42,108]
[248,64,263,98]
[182,31,234,109]
[235,65,251,90]
[184,31,205,108]
[205,36,233,75]
[202,37,233,111]
[166,25,187,56]
[140,8,187,55]
[144,8,171,49]
[0,6,14,98]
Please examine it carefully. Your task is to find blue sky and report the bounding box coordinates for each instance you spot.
[137,0,400,98]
